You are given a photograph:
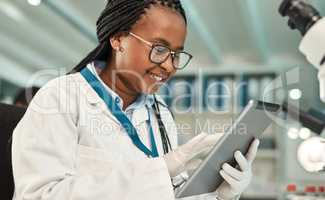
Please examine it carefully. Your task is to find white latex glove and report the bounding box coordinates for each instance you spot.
[216,139,260,200]
[164,133,222,177]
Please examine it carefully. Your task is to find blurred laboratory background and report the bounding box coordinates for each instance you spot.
[2,0,325,199]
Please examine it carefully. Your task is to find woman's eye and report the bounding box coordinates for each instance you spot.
[154,46,169,54]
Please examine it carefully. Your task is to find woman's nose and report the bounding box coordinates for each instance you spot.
[159,56,175,74]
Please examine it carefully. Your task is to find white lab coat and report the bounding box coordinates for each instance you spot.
[11,72,182,200]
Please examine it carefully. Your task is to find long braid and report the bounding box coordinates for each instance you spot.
[70,0,187,73]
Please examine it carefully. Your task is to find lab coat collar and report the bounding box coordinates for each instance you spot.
[85,62,121,106]
[129,95,169,126]
[132,106,149,125]
[82,75,152,126]
[84,62,156,109]
[153,94,168,108]
[81,62,161,126]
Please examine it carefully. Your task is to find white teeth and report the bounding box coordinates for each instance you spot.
[150,73,163,82]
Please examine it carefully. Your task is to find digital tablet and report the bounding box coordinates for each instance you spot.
[176,100,281,198]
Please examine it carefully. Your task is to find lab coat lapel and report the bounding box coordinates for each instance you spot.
[80,74,121,125]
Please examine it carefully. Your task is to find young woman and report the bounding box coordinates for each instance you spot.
[12,1,259,200]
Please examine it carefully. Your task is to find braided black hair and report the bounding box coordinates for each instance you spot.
[70,0,187,73]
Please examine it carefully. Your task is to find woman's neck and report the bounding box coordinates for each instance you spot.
[99,67,138,111]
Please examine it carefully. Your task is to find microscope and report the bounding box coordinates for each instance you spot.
[280,0,325,175]
[279,0,325,102]
[278,0,325,135]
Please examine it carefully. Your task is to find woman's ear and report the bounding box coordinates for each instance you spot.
[110,36,120,51]
[110,33,127,52]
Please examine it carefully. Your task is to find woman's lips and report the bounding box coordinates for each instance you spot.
[148,72,168,83]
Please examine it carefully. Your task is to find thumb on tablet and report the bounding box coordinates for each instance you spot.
[246,139,260,164]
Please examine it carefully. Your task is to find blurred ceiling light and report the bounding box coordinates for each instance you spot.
[299,127,312,140]
[288,127,299,139]
[289,89,302,100]
[0,1,24,22]
[27,0,42,6]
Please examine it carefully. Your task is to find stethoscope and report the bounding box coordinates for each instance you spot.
[152,94,173,154]
[153,95,187,189]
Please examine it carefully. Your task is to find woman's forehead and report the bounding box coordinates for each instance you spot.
[132,5,187,48]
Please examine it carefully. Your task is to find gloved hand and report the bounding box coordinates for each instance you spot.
[216,139,260,200]
[163,132,222,177]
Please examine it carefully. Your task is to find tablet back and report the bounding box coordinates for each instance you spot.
[176,100,281,198]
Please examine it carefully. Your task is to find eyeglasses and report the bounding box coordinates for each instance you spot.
[129,32,192,70]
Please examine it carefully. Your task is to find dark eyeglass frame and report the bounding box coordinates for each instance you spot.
[129,32,193,70]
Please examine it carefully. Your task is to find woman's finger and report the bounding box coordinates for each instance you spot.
[234,151,249,171]
[220,169,239,188]
[222,163,244,181]
[246,139,260,163]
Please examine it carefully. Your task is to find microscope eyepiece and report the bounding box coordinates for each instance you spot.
[279,0,322,35]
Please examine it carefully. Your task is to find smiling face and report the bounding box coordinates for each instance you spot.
[107,4,187,95]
